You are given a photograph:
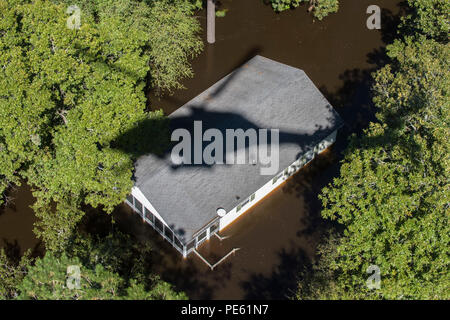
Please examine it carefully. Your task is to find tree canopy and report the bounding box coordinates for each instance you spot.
[1,230,187,300]
[400,0,449,43]
[10,232,187,300]
[0,0,202,251]
[297,0,449,299]
[0,248,31,299]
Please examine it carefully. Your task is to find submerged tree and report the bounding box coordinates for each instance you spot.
[0,0,202,251]
[269,0,339,20]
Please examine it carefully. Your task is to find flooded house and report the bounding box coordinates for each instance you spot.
[125,55,344,258]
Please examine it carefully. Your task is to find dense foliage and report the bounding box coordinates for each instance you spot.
[0,249,31,299]
[297,0,449,299]
[6,232,187,300]
[55,0,203,93]
[401,0,449,43]
[269,0,339,20]
[0,0,201,251]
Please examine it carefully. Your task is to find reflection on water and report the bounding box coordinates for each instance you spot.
[0,0,403,299]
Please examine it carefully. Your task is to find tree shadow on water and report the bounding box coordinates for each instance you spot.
[1,238,44,261]
[318,2,408,136]
[281,146,340,239]
[241,246,313,300]
[319,68,377,136]
[0,183,20,215]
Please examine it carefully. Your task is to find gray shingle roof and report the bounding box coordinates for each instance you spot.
[134,55,343,244]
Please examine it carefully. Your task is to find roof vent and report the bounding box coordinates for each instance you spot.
[216,207,226,217]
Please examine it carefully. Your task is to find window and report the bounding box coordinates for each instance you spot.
[144,207,154,223]
[272,172,283,185]
[318,142,324,152]
[174,236,183,250]
[134,198,143,214]
[126,194,133,205]
[164,226,174,242]
[299,156,306,167]
[197,230,207,244]
[154,217,163,232]
[237,193,256,212]
[288,165,296,175]
[237,199,248,212]
[209,223,218,234]
[186,239,195,253]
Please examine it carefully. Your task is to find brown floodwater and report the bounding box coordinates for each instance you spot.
[0,0,403,299]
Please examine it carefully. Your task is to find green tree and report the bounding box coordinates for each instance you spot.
[17,251,187,300]
[1,229,188,300]
[400,0,449,43]
[65,230,160,285]
[54,0,203,93]
[0,0,202,251]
